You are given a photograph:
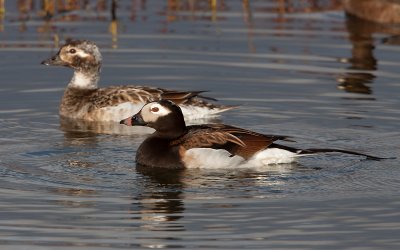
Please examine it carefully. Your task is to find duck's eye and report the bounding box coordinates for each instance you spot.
[151,107,159,113]
[69,49,76,54]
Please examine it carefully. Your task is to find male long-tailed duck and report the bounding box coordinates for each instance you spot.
[120,100,388,168]
[41,40,233,122]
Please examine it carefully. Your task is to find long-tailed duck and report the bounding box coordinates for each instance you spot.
[41,40,234,122]
[120,100,388,168]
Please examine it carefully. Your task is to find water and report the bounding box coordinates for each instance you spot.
[1,0,400,249]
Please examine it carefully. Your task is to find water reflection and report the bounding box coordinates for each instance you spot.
[339,13,400,95]
[134,166,185,224]
[343,0,400,24]
[6,0,346,26]
[0,0,4,32]
[59,116,222,136]
[338,14,377,95]
[51,187,98,208]
[60,116,154,136]
[163,0,226,22]
[130,163,303,231]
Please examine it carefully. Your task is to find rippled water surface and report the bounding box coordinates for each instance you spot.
[1,0,400,249]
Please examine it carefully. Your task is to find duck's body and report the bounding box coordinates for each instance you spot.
[60,85,222,121]
[135,124,301,168]
[120,100,386,169]
[42,40,233,122]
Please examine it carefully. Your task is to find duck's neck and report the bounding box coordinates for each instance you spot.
[68,67,100,90]
[154,120,187,140]
[156,128,187,140]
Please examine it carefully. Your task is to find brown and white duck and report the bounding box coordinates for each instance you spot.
[41,40,234,122]
[120,100,387,169]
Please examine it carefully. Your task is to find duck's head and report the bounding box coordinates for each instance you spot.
[41,39,102,73]
[120,100,186,136]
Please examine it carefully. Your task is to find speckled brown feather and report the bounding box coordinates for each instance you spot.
[60,85,227,120]
[171,124,287,160]
[44,39,235,122]
[88,86,216,108]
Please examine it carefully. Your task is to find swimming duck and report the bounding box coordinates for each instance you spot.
[120,100,386,169]
[41,39,233,122]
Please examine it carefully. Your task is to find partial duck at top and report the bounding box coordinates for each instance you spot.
[41,39,234,122]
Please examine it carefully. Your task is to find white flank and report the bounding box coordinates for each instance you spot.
[180,105,227,120]
[183,148,299,169]
[97,102,144,122]
[183,148,245,169]
[247,148,298,166]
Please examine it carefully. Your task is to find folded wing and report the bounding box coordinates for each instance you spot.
[175,124,287,159]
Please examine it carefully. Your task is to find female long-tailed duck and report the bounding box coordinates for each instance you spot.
[120,100,388,168]
[41,40,233,122]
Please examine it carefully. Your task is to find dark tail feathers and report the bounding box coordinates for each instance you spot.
[271,144,394,161]
[298,148,395,161]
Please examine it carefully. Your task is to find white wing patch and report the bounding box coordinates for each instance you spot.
[183,148,299,169]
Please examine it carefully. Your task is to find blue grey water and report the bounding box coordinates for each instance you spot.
[0,1,400,249]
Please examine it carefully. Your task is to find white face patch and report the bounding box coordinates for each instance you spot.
[141,102,171,123]
[64,45,90,58]
[60,46,91,63]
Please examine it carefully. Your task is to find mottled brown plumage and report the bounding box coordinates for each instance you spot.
[42,39,234,122]
[60,85,223,121]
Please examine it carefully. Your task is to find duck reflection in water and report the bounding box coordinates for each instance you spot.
[131,163,300,228]
[132,166,185,226]
[338,10,400,94]
[59,116,154,137]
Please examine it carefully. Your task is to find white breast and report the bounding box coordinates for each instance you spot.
[183,148,299,169]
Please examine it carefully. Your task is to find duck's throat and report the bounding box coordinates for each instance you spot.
[68,71,99,89]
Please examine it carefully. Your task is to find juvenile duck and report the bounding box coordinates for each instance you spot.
[41,39,233,122]
[120,100,387,169]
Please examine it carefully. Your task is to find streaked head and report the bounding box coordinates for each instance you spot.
[41,40,102,72]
